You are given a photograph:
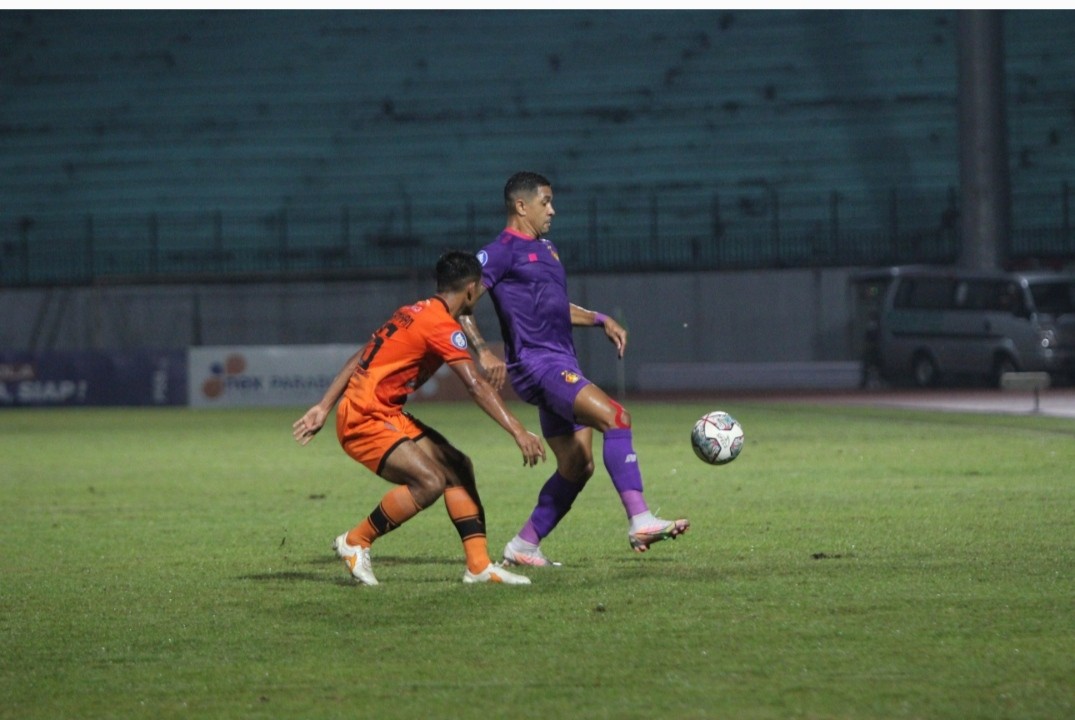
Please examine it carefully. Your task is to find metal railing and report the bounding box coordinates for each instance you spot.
[2,182,1072,286]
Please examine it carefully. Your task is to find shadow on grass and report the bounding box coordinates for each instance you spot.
[304,553,458,567]
[238,570,347,585]
[238,554,460,585]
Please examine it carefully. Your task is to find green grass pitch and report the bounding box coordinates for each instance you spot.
[1,401,1073,719]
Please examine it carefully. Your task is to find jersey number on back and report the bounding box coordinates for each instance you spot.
[357,322,399,370]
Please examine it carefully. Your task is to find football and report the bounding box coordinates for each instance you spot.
[691,411,745,465]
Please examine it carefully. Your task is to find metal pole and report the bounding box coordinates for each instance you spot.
[957,10,1011,270]
[890,187,899,258]
[341,205,350,248]
[85,213,95,282]
[467,201,476,245]
[588,196,598,268]
[278,208,288,270]
[770,185,780,262]
[149,213,159,276]
[1062,181,1070,250]
[213,210,223,253]
[649,190,659,265]
[830,190,840,259]
[19,217,31,284]
[614,304,626,399]
[706,191,722,266]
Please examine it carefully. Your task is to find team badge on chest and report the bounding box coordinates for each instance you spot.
[542,239,560,262]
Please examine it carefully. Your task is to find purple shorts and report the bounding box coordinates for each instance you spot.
[510,355,591,439]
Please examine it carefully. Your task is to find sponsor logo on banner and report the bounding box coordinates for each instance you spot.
[201,353,250,399]
[189,345,355,407]
[186,344,522,407]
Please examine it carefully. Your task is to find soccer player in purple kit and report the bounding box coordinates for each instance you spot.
[459,171,689,567]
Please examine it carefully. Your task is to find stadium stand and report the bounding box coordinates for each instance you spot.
[0,10,1072,285]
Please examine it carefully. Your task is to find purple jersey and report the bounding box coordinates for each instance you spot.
[477,228,576,372]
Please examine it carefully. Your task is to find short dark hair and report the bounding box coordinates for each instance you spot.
[504,171,551,211]
[435,250,482,293]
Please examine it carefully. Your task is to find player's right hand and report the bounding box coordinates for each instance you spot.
[603,316,628,358]
[292,405,327,446]
[516,430,546,467]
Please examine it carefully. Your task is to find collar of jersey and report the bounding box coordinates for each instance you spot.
[503,227,539,241]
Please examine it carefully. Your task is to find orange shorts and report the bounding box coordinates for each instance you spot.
[335,403,430,475]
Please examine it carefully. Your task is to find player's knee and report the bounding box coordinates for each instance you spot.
[458,453,475,480]
[608,399,631,429]
[443,450,475,486]
[561,457,595,482]
[408,469,447,507]
[578,462,595,482]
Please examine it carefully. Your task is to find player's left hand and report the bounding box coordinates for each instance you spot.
[292,405,327,446]
[477,348,507,390]
[603,317,628,358]
[514,430,547,467]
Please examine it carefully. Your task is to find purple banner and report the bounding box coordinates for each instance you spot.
[0,351,187,407]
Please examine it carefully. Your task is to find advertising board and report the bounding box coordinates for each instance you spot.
[0,351,186,407]
[187,345,356,408]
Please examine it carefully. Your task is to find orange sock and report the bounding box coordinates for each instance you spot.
[443,486,490,574]
[347,485,422,548]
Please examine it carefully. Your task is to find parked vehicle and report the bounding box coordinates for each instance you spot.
[850,266,1075,387]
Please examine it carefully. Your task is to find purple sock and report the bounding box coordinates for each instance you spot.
[518,471,585,544]
[603,428,649,519]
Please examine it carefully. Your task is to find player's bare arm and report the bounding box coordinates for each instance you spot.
[291,349,363,445]
[458,314,507,390]
[450,359,546,467]
[569,303,627,358]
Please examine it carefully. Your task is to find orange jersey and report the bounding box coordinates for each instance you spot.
[339,297,471,417]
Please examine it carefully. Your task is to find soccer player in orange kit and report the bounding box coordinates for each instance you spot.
[292,251,545,586]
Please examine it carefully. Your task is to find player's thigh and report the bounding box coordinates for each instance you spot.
[380,441,449,506]
[572,383,630,431]
[547,426,595,481]
[339,411,449,503]
[413,432,474,488]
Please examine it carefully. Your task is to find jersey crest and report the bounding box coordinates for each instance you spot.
[542,239,560,262]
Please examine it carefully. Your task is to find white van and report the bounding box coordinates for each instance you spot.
[864,266,1075,387]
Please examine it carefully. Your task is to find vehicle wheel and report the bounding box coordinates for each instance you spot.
[912,352,938,387]
[991,354,1018,388]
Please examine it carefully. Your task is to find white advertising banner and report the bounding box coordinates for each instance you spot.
[188,345,356,407]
